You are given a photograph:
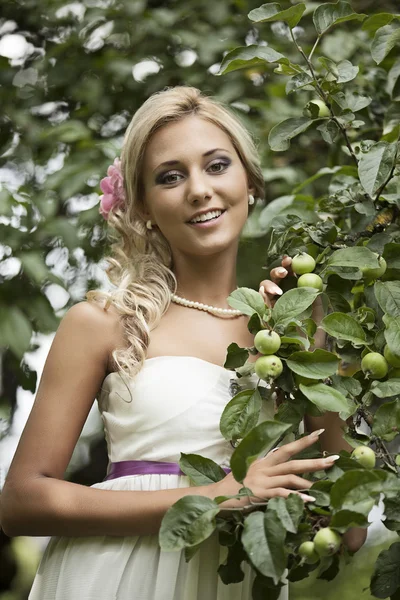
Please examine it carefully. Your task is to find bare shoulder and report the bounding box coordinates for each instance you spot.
[1,298,126,493]
[65,299,127,367]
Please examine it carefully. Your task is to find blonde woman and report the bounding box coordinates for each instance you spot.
[1,86,364,600]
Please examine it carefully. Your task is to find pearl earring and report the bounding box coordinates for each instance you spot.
[248,194,255,205]
[146,220,153,230]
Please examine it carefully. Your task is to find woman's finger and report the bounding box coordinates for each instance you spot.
[259,279,283,305]
[269,256,293,284]
[260,474,313,490]
[254,488,316,503]
[281,255,293,273]
[268,266,288,284]
[262,429,326,466]
[264,455,340,477]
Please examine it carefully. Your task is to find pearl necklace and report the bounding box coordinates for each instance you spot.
[170,291,243,318]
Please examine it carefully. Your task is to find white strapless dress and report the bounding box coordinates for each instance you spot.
[28,355,289,600]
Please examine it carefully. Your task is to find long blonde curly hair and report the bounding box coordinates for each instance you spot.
[86,86,265,380]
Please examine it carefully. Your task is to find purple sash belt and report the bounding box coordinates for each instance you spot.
[104,459,231,481]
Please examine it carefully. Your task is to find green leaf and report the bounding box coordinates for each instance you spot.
[267,493,304,533]
[372,400,400,442]
[320,312,367,345]
[318,57,359,83]
[179,453,227,486]
[268,118,314,152]
[371,380,400,399]
[327,246,380,269]
[0,305,33,359]
[316,120,340,144]
[331,90,372,112]
[336,59,359,83]
[220,388,262,441]
[375,281,400,318]
[330,470,392,516]
[299,382,352,416]
[388,58,400,101]
[228,287,266,319]
[272,287,320,325]
[358,142,397,197]
[383,497,400,532]
[218,539,246,584]
[384,316,400,357]
[286,349,339,379]
[370,542,400,599]
[40,119,91,142]
[18,251,51,285]
[325,289,351,313]
[384,243,400,270]
[292,165,357,193]
[218,44,286,75]
[329,510,368,532]
[248,3,306,28]
[281,334,309,350]
[313,1,366,35]
[331,374,362,398]
[241,509,287,585]
[252,575,284,600]
[224,342,250,369]
[159,496,219,551]
[371,24,400,64]
[230,420,291,483]
[362,13,395,34]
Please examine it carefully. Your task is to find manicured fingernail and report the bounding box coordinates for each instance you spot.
[300,494,316,502]
[277,268,287,275]
[274,287,283,295]
[310,428,325,438]
[325,454,340,462]
[259,285,265,295]
[270,447,279,453]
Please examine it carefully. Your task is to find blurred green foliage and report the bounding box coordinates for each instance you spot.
[0,0,399,597]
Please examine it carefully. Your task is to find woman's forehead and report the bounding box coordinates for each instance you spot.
[143,116,234,168]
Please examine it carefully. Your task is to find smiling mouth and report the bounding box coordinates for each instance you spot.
[187,210,227,225]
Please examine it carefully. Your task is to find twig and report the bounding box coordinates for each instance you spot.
[374,160,398,201]
[290,29,359,167]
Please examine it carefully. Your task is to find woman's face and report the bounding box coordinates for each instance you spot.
[141,115,254,257]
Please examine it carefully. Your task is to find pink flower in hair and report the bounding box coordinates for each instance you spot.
[99,157,125,219]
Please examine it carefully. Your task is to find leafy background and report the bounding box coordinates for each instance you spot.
[0,0,399,597]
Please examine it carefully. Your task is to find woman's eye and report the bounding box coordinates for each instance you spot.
[158,159,230,185]
[161,172,181,184]
[209,160,230,173]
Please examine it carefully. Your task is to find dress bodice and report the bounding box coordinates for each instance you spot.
[97,355,276,468]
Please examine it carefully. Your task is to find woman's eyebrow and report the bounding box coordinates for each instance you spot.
[152,148,232,173]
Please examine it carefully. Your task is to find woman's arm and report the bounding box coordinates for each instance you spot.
[0,302,213,538]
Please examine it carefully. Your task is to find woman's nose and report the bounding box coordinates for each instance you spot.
[186,169,213,203]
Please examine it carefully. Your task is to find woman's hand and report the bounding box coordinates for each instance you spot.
[211,429,339,509]
[259,255,293,308]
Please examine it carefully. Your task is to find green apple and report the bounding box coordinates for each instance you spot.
[292,253,316,275]
[297,273,323,292]
[311,98,330,118]
[361,254,387,281]
[298,541,319,564]
[361,352,389,379]
[384,345,400,368]
[390,368,400,378]
[255,355,283,380]
[313,527,341,557]
[254,330,281,355]
[351,446,376,469]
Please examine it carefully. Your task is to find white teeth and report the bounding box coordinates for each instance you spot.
[190,210,223,224]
